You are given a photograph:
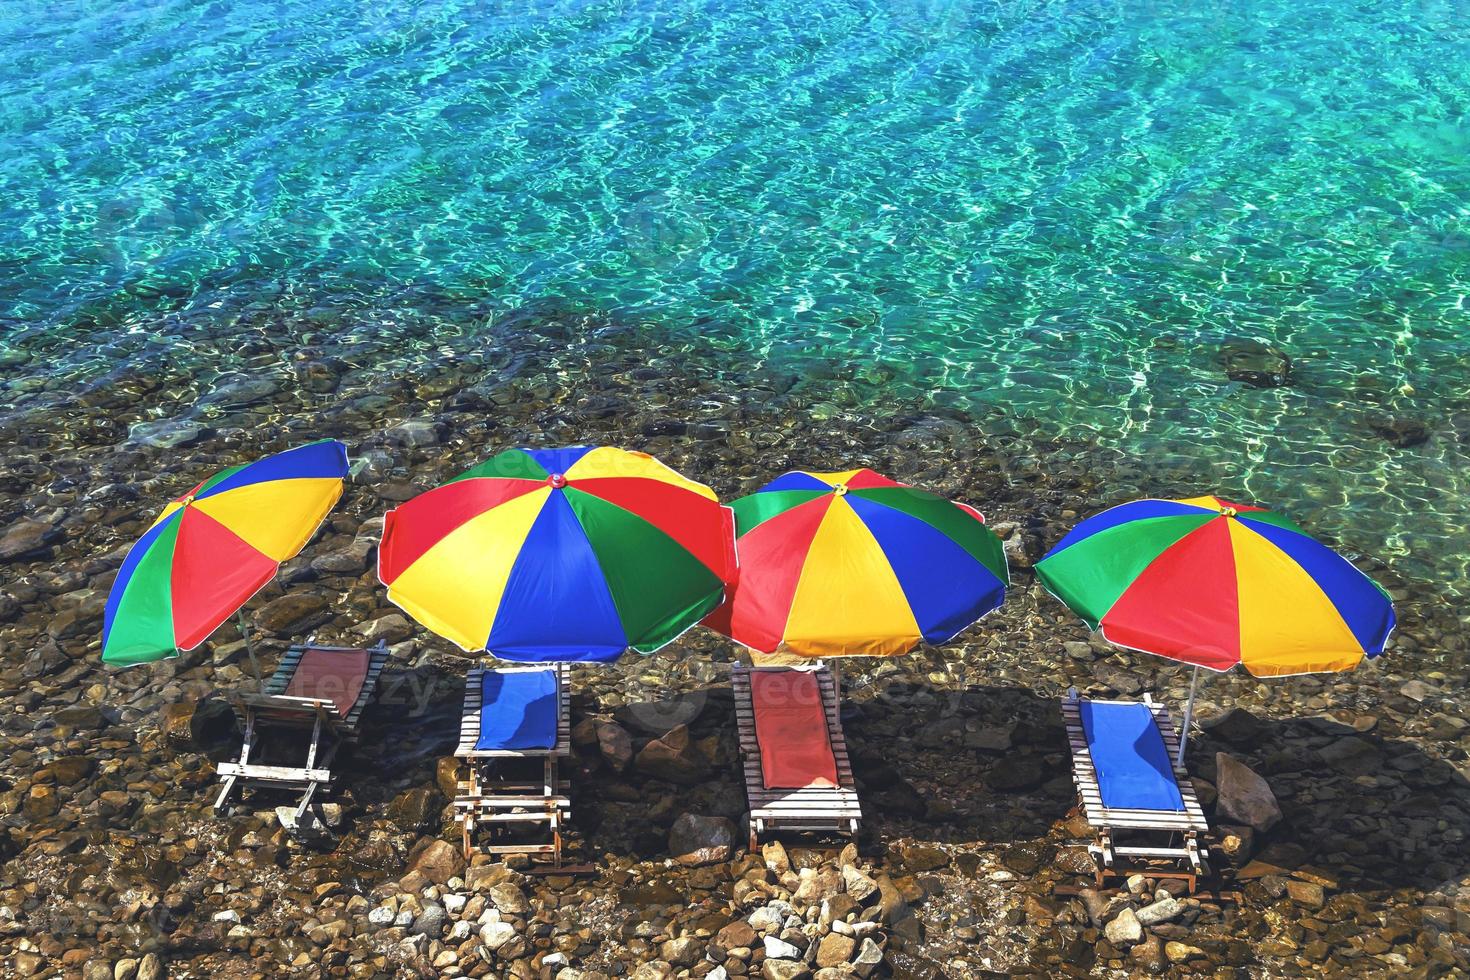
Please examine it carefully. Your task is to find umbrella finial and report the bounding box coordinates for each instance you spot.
[833,485,848,496]
[1220,506,1237,517]
[549,473,567,489]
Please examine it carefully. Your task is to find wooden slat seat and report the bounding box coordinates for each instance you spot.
[214,641,391,833]
[455,664,572,865]
[1063,688,1210,891]
[734,662,862,846]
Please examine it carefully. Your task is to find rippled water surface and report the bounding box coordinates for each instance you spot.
[3,0,1469,589]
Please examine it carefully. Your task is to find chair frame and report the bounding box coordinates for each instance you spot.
[215,641,390,828]
[1063,687,1211,891]
[454,664,572,865]
[733,661,862,849]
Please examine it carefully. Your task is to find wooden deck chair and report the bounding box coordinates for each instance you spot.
[1063,688,1211,891]
[215,642,390,830]
[454,664,572,864]
[733,662,862,849]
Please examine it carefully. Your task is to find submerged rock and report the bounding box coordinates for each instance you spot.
[1218,339,1292,388]
[1215,753,1283,832]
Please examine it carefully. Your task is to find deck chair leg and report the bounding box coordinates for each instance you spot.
[304,711,324,771]
[294,780,319,828]
[215,708,257,812]
[214,776,238,812]
[461,765,481,859]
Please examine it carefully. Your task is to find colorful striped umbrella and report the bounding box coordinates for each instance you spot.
[377,446,736,662]
[1035,495,1395,761]
[705,469,1009,658]
[102,440,349,666]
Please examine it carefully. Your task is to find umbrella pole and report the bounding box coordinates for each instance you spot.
[236,610,263,687]
[1176,665,1200,767]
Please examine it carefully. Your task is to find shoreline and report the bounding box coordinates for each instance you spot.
[1,310,1467,976]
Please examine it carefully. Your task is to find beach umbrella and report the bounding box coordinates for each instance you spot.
[705,468,1009,658]
[102,440,350,671]
[1035,495,1395,761]
[377,446,736,662]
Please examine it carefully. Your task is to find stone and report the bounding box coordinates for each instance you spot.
[763,934,802,960]
[635,725,709,784]
[1135,896,1183,926]
[794,866,843,904]
[875,875,910,924]
[596,721,634,772]
[353,613,412,644]
[1165,941,1205,963]
[851,938,884,978]
[0,521,59,561]
[1129,934,1166,974]
[762,839,790,874]
[1219,339,1292,388]
[136,955,164,980]
[311,537,374,574]
[1217,824,1256,863]
[1286,879,1325,909]
[436,756,462,798]
[406,838,464,885]
[1200,707,1263,743]
[762,963,810,980]
[128,418,206,448]
[1062,641,1094,661]
[114,959,139,980]
[388,786,440,832]
[1215,753,1282,832]
[842,865,879,903]
[385,420,441,447]
[668,813,736,866]
[1367,413,1432,448]
[254,593,331,635]
[1104,907,1143,946]
[896,843,949,871]
[479,921,517,951]
[160,698,234,751]
[815,932,856,968]
[24,784,59,818]
[410,903,446,937]
[660,937,704,967]
[488,882,529,914]
[44,756,93,785]
[717,919,758,949]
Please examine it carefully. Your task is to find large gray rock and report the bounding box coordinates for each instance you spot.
[1215,753,1282,832]
[668,813,735,866]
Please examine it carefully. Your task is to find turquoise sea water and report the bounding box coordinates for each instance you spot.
[3,0,1469,591]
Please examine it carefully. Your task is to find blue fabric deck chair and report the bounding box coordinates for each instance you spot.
[1063,688,1211,890]
[454,665,572,864]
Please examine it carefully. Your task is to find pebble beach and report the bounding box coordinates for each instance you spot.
[2,310,1467,978]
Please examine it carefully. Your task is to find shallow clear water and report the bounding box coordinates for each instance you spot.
[3,0,1469,590]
